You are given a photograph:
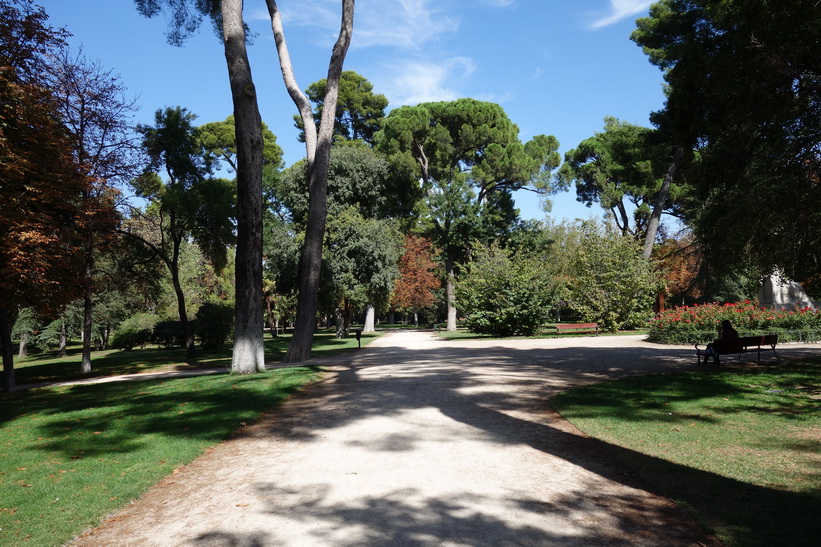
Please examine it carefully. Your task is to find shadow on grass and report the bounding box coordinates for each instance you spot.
[5,328,380,388]
[227,342,820,546]
[0,367,323,454]
[4,336,819,545]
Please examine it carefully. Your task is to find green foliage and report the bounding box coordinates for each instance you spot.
[279,143,393,225]
[152,319,184,349]
[110,313,158,351]
[648,300,821,345]
[195,302,234,351]
[195,115,283,173]
[558,116,684,238]
[296,70,388,144]
[375,98,562,265]
[11,307,39,343]
[457,244,559,336]
[632,0,821,280]
[556,221,661,331]
[324,207,403,313]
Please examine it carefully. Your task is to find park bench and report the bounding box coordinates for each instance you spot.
[695,334,779,365]
[555,322,598,338]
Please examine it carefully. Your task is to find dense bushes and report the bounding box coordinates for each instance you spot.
[195,302,234,351]
[111,303,234,352]
[110,313,158,351]
[456,221,661,336]
[457,245,559,336]
[648,300,821,344]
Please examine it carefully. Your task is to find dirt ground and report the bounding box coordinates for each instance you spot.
[69,331,818,546]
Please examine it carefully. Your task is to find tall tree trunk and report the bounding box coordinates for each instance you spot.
[18,332,28,359]
[80,215,94,373]
[363,304,375,332]
[342,298,353,335]
[643,146,684,258]
[445,259,457,331]
[58,319,67,358]
[80,269,93,372]
[223,0,266,373]
[267,0,355,362]
[265,292,278,337]
[335,304,345,339]
[0,308,16,393]
[170,250,195,359]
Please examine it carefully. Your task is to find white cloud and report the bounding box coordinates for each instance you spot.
[378,57,475,105]
[589,0,653,30]
[354,0,460,49]
[268,0,460,50]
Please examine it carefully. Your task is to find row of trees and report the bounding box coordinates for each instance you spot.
[3,0,818,390]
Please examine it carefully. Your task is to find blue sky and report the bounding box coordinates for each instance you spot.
[36,0,664,222]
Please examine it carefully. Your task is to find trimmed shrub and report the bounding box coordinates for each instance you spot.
[457,245,559,337]
[648,300,821,344]
[153,320,185,349]
[111,313,158,351]
[195,302,234,351]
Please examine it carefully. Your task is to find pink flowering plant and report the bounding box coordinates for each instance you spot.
[648,300,821,344]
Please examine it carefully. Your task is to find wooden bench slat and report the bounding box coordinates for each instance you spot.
[555,323,598,337]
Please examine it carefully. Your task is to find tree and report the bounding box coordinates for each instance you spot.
[632,0,821,278]
[135,0,269,373]
[558,116,688,254]
[135,0,356,363]
[0,0,87,392]
[556,221,661,331]
[323,207,401,337]
[457,244,560,337]
[48,47,138,373]
[277,143,401,335]
[294,70,388,144]
[267,0,356,362]
[375,98,561,330]
[125,107,236,359]
[391,236,440,327]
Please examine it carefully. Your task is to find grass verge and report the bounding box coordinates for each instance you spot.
[7,328,377,387]
[0,366,321,546]
[552,360,821,546]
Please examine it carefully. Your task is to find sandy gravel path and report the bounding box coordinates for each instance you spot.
[72,331,818,546]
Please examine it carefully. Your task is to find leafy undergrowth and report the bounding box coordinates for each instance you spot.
[0,367,321,546]
[553,360,821,546]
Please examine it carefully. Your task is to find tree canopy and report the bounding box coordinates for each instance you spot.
[295,70,388,144]
[375,98,561,330]
[632,0,821,280]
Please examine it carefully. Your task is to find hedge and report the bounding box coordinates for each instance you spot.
[648,300,821,345]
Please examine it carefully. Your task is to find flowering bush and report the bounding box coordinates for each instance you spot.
[648,300,821,344]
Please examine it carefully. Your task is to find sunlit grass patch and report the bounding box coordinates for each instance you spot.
[553,360,821,546]
[0,367,321,546]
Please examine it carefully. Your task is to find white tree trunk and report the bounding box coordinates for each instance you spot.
[363,304,375,332]
[446,269,457,331]
[268,0,356,362]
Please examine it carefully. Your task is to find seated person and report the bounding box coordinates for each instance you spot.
[705,320,739,364]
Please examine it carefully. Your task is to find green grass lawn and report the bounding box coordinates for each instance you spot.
[0,367,322,546]
[7,328,378,387]
[552,360,821,547]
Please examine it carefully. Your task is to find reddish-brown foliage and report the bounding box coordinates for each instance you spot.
[391,235,440,312]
